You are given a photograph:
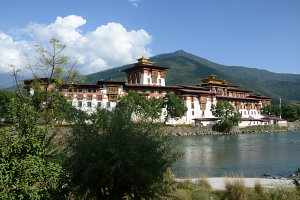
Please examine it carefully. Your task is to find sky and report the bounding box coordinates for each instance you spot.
[0,0,299,77]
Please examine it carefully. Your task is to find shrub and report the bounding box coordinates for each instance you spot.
[224,178,248,200]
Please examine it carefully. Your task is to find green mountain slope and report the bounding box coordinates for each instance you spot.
[85,50,300,105]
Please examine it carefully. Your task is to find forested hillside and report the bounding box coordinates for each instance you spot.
[85,50,300,105]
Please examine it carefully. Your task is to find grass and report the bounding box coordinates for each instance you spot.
[165,176,300,200]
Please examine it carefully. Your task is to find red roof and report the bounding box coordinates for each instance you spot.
[248,94,272,99]
[265,116,286,121]
[227,87,252,92]
[241,118,268,122]
[179,89,215,95]
[121,64,171,72]
[216,95,260,101]
[178,85,210,91]
[124,84,182,89]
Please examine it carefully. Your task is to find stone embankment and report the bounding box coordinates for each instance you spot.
[164,122,300,136]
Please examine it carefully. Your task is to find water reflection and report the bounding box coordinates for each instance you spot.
[171,132,300,178]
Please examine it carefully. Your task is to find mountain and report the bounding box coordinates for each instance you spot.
[84,50,300,105]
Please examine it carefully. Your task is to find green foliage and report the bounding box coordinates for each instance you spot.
[0,89,17,122]
[211,101,242,132]
[117,90,186,123]
[0,99,64,199]
[261,105,281,117]
[261,104,300,121]
[164,93,187,121]
[282,105,299,121]
[68,104,179,199]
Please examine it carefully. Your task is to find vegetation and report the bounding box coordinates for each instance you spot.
[164,93,187,122]
[117,90,186,123]
[166,179,300,200]
[261,104,300,121]
[68,105,179,199]
[0,99,65,199]
[0,89,17,122]
[211,101,242,132]
[0,38,183,199]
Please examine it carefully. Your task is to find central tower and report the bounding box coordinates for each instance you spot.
[121,57,170,86]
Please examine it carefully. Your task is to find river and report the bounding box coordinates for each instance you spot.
[171,131,300,178]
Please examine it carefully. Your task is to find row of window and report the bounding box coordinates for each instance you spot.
[67,94,103,100]
[240,110,260,115]
[62,88,98,93]
[77,101,111,108]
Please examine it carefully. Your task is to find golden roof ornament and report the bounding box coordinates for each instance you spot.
[134,56,154,66]
[209,74,216,80]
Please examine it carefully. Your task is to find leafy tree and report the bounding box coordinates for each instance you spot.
[68,105,178,199]
[164,93,187,122]
[0,90,17,122]
[0,99,65,199]
[117,90,165,123]
[211,101,242,132]
[282,105,299,121]
[260,105,281,117]
[117,91,187,123]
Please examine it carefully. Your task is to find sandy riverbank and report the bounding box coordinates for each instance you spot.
[175,177,295,190]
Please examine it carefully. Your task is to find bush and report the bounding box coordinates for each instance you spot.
[224,178,248,200]
[68,108,179,199]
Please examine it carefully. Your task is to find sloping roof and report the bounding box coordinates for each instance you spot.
[264,116,286,121]
[216,95,260,101]
[124,84,182,89]
[121,64,171,72]
[97,81,126,85]
[179,89,215,95]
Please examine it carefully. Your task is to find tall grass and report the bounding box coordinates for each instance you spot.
[224,177,248,200]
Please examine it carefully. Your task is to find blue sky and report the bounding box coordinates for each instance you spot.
[0,0,299,75]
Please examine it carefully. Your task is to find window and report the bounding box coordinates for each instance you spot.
[93,89,97,92]
[88,89,92,93]
[107,101,110,108]
[108,87,119,94]
[77,94,83,100]
[192,111,194,115]
[87,102,92,107]
[87,95,93,100]
[202,111,205,115]
[244,111,246,115]
[148,78,150,84]
[78,101,82,107]
[97,102,101,107]
[97,95,102,101]
[159,79,161,85]
[68,89,72,92]
[78,89,82,92]
[109,95,118,101]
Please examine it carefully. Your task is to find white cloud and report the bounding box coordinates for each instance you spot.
[0,15,152,75]
[128,0,140,7]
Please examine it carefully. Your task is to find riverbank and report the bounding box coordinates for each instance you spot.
[175,177,295,190]
[167,177,300,200]
[163,122,300,136]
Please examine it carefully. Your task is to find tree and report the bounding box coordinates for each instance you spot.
[68,104,179,199]
[0,37,83,198]
[164,93,187,122]
[211,101,242,132]
[282,105,299,121]
[260,105,280,117]
[0,99,65,199]
[116,91,187,124]
[0,90,17,122]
